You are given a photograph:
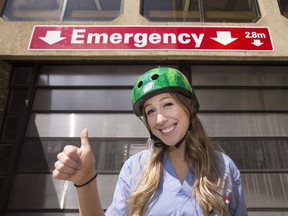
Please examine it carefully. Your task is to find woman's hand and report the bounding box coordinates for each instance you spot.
[52,128,96,185]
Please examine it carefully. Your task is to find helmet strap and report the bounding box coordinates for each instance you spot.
[150,134,165,147]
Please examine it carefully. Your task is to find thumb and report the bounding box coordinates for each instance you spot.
[80,128,91,150]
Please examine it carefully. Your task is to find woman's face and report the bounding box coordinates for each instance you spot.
[143,93,190,147]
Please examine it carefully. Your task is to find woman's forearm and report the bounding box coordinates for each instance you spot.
[76,178,105,216]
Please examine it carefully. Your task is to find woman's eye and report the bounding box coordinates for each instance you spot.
[164,102,173,107]
[146,109,154,115]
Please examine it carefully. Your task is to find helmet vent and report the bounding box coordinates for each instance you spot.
[151,74,159,80]
[137,81,143,88]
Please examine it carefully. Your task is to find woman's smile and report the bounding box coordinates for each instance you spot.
[159,124,176,134]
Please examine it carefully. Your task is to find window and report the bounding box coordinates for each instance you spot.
[3,64,288,215]
[278,0,288,19]
[2,0,123,22]
[141,0,261,22]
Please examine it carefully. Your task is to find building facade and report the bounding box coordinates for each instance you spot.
[0,0,288,215]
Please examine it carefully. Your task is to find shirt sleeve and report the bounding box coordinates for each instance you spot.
[104,171,130,215]
[105,150,149,216]
[227,157,248,216]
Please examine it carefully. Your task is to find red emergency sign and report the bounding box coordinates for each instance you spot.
[28,25,274,51]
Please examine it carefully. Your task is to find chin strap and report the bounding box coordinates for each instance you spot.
[151,133,185,148]
[150,134,165,147]
[173,128,189,148]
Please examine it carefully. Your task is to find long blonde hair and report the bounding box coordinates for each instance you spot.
[128,93,228,215]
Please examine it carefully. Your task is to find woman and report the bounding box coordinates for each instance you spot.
[53,67,247,215]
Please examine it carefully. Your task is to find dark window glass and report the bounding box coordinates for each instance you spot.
[278,0,288,19]
[242,173,288,208]
[191,65,288,86]
[199,113,288,137]
[16,140,52,172]
[202,0,260,22]
[196,89,288,111]
[0,145,13,173]
[141,0,261,22]
[8,174,117,209]
[218,138,288,170]
[0,176,6,189]
[64,0,122,22]
[11,67,32,86]
[32,89,132,111]
[8,174,73,209]
[3,0,64,21]
[141,0,200,22]
[2,0,123,22]
[8,90,28,114]
[0,116,21,143]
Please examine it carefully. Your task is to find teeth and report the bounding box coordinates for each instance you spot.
[161,125,175,133]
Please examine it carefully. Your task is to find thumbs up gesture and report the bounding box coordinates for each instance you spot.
[53,128,96,185]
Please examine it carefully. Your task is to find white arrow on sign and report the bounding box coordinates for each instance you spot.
[211,31,238,46]
[251,39,264,47]
[39,31,66,45]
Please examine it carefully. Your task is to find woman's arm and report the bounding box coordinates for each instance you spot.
[53,128,104,216]
[76,177,105,216]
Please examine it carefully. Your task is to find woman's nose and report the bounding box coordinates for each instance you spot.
[156,113,167,125]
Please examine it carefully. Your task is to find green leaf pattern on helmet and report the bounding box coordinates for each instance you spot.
[132,67,199,116]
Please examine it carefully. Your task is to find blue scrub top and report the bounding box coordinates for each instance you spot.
[105,149,247,216]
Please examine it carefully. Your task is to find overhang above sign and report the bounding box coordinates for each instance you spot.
[29,25,274,51]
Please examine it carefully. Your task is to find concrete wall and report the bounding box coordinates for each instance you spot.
[0,0,287,61]
[0,61,11,128]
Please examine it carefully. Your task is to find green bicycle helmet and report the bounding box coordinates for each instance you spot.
[132,67,199,116]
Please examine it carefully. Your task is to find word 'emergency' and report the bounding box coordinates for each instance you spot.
[71,29,204,48]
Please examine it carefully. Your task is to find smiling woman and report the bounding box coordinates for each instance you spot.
[2,64,288,216]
